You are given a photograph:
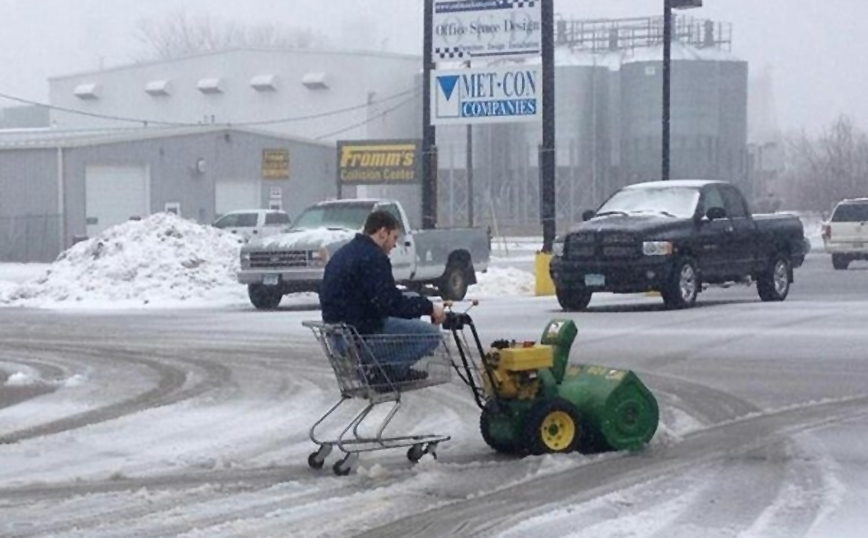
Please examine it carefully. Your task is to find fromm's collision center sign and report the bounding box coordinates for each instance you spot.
[337,140,422,184]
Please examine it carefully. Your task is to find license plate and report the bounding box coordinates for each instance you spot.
[584,274,605,287]
[263,274,279,286]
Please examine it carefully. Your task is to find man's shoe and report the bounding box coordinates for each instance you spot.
[404,369,429,382]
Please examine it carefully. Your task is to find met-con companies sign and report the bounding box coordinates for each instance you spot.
[337,140,422,184]
[432,65,542,125]
[432,0,542,61]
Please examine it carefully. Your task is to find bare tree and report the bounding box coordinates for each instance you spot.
[782,116,868,213]
[134,9,329,61]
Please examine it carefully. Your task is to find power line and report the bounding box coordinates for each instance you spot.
[314,91,419,140]
[0,86,420,128]
[237,87,419,126]
[0,91,193,127]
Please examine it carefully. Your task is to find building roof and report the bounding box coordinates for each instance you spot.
[0,125,335,150]
[49,47,421,82]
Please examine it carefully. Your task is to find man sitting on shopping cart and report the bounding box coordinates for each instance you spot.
[320,210,447,385]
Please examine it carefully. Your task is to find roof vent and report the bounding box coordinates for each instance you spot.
[197,78,223,94]
[250,74,278,92]
[302,72,329,90]
[145,79,171,96]
[73,83,100,100]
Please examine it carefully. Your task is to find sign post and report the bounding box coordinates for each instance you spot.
[540,0,555,253]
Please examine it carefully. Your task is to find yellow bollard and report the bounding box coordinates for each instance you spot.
[535,252,556,296]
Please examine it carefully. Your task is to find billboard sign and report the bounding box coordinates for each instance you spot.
[432,0,542,62]
[431,65,542,125]
[337,140,422,184]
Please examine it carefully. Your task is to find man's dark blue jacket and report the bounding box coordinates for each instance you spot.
[320,234,434,334]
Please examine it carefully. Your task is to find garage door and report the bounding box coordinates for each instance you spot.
[85,166,150,237]
[215,179,260,216]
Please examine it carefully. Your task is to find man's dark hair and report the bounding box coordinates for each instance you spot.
[363,210,400,235]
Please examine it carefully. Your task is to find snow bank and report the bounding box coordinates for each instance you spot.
[469,267,535,297]
[0,213,246,308]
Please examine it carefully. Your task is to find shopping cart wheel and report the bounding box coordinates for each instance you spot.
[407,443,426,463]
[308,444,333,470]
[333,453,358,476]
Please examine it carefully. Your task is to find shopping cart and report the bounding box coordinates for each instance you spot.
[302,320,454,476]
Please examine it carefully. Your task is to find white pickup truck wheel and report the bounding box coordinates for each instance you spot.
[248,284,283,310]
[439,263,469,301]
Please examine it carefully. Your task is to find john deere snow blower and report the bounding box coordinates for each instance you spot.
[444,312,659,455]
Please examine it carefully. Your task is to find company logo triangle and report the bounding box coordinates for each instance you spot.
[437,75,460,101]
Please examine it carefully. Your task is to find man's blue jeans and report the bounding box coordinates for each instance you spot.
[362,317,441,376]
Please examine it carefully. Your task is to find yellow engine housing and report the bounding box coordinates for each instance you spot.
[483,345,554,400]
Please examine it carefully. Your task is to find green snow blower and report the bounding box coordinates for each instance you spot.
[444,312,659,455]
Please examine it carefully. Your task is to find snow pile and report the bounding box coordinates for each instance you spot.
[469,267,535,297]
[0,213,246,308]
[4,371,42,387]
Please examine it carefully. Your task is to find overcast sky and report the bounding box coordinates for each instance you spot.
[0,0,865,134]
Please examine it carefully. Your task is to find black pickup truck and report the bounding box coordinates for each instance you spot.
[550,180,809,310]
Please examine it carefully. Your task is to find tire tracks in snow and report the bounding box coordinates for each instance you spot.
[355,393,868,538]
[0,339,231,445]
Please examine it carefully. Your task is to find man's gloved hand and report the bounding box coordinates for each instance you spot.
[431,304,447,325]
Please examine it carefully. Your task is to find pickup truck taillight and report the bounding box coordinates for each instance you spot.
[821,223,831,240]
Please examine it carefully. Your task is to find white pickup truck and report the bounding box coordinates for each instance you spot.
[237,199,491,309]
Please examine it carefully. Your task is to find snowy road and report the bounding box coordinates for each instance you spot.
[2,257,868,537]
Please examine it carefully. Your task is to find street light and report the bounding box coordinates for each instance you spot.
[663,0,702,181]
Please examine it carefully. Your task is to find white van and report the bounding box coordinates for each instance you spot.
[212,209,291,242]
[822,198,868,269]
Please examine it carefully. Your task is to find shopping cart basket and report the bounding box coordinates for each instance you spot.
[302,321,454,476]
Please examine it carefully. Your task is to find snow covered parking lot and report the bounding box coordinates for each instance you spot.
[1,215,868,537]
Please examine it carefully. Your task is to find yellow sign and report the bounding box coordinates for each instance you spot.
[337,140,422,184]
[262,149,290,180]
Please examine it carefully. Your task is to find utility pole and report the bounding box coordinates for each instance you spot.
[422,0,437,229]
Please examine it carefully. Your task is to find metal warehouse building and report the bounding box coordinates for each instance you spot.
[0,127,335,262]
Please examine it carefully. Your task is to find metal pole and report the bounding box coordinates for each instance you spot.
[467,125,474,226]
[541,0,556,252]
[465,61,474,227]
[662,0,672,181]
[422,0,437,229]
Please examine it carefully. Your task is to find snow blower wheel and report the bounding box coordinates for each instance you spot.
[525,399,582,455]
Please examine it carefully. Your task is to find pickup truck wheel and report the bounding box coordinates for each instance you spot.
[248,284,283,310]
[439,263,468,301]
[757,255,791,302]
[556,288,592,311]
[832,254,850,270]
[662,258,698,310]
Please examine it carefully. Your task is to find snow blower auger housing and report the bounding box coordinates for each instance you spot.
[444,313,659,455]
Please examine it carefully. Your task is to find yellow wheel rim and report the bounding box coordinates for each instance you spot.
[540,410,576,451]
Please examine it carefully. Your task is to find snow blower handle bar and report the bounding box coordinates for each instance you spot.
[442,309,493,410]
